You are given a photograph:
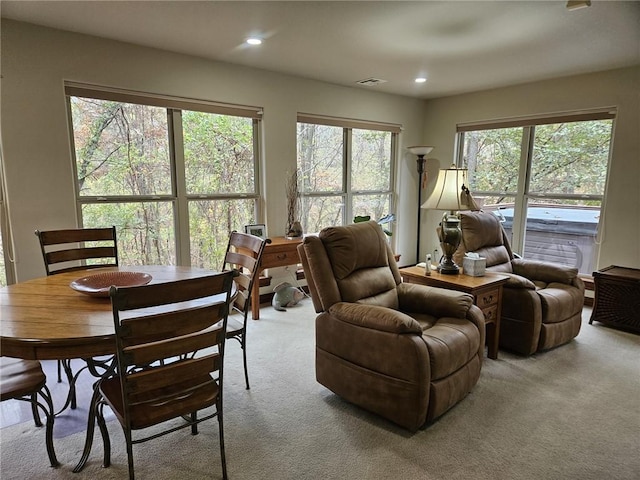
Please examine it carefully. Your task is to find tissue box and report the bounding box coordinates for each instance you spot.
[463,256,486,277]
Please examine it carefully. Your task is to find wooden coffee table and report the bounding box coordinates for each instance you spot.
[400,266,509,359]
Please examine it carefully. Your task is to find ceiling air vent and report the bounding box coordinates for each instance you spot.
[356,78,387,86]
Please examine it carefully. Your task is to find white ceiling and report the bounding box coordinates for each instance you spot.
[2,1,639,99]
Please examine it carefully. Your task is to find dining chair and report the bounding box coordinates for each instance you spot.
[0,357,59,468]
[34,226,118,410]
[35,226,118,276]
[95,270,236,480]
[221,231,271,389]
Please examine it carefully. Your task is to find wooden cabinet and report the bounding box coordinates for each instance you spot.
[589,265,640,333]
[400,266,509,359]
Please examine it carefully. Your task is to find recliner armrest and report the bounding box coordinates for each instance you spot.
[328,302,422,334]
[512,258,579,285]
[502,272,536,290]
[397,282,474,318]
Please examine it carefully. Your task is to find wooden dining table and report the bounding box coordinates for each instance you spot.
[0,264,230,472]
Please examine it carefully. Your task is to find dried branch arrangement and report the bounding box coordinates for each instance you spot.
[285,169,303,238]
[286,169,300,227]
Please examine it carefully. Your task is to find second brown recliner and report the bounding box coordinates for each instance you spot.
[453,211,585,355]
[298,221,485,431]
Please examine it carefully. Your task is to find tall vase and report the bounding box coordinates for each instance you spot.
[286,221,303,239]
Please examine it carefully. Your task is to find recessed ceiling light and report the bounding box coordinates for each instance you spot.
[415,77,427,84]
[246,38,262,46]
[566,0,591,11]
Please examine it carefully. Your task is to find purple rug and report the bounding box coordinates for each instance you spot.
[0,358,114,438]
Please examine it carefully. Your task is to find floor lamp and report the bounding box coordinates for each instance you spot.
[408,146,434,263]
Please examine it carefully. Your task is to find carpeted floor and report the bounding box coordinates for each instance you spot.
[1,300,639,480]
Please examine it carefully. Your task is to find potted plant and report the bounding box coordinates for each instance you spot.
[353,213,400,261]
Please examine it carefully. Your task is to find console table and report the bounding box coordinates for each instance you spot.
[589,265,640,333]
[399,266,509,359]
[251,236,303,320]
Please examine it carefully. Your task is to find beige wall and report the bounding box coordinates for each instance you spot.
[421,66,640,271]
[2,20,638,283]
[1,20,426,281]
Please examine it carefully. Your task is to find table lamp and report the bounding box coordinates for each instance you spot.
[421,165,473,274]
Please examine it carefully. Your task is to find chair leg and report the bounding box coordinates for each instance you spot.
[57,359,62,383]
[190,411,198,435]
[24,385,59,468]
[242,335,250,390]
[96,400,111,468]
[30,392,43,427]
[124,429,135,480]
[37,385,60,468]
[218,406,227,480]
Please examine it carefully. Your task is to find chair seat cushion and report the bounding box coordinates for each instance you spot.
[538,282,585,324]
[412,316,481,380]
[226,316,244,336]
[0,357,46,400]
[100,374,219,430]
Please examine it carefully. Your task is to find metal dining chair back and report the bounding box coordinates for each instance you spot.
[95,271,235,480]
[221,231,270,389]
[0,357,59,468]
[35,226,118,276]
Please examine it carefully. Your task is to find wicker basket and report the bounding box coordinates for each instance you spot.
[589,265,640,333]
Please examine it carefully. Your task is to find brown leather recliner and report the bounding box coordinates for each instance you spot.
[453,211,585,356]
[298,221,485,431]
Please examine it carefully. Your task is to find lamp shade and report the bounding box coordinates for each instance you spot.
[407,145,434,156]
[421,166,472,211]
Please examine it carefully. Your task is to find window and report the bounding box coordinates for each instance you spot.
[0,174,12,286]
[0,227,6,287]
[67,85,261,270]
[296,114,399,235]
[457,111,614,275]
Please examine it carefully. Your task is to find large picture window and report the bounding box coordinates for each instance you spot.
[296,114,398,235]
[457,111,614,275]
[67,85,261,270]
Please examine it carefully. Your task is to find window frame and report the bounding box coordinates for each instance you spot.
[65,83,263,267]
[296,113,400,234]
[455,108,615,269]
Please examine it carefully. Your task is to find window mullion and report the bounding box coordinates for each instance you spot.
[252,118,263,223]
[170,109,190,266]
[511,126,534,255]
[344,128,352,225]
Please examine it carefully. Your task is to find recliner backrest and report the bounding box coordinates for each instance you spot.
[453,211,515,272]
[299,221,401,312]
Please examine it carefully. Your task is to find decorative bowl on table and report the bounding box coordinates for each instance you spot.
[70,271,152,297]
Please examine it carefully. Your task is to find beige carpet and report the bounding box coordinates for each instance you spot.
[1,300,639,480]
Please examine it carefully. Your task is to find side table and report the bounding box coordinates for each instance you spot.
[250,236,303,320]
[399,266,509,359]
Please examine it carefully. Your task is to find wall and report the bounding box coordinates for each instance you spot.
[1,20,426,281]
[2,20,638,282]
[421,66,640,271]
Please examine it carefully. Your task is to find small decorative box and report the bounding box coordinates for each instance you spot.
[463,254,486,277]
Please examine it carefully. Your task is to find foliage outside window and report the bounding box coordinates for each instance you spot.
[458,114,613,275]
[296,117,397,235]
[68,89,260,270]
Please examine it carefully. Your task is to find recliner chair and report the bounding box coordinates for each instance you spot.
[453,211,585,355]
[298,220,485,431]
